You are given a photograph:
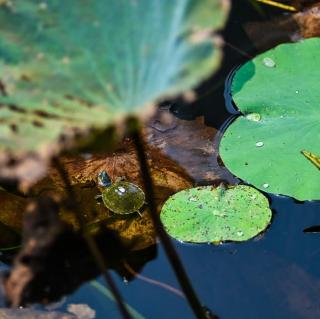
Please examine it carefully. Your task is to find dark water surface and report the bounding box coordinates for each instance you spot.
[3,1,320,318]
[58,196,320,319]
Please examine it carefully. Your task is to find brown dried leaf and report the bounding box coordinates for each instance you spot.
[31,139,193,251]
[293,3,320,38]
[0,190,24,250]
[0,139,192,252]
[244,2,320,51]
[146,107,236,184]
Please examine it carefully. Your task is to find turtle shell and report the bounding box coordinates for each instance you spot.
[101,181,145,214]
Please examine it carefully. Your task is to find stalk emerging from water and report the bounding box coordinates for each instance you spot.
[130,122,219,319]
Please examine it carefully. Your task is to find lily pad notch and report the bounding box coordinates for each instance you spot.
[220,38,320,201]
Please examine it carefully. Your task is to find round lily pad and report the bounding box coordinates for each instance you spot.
[160,185,272,243]
[220,38,320,201]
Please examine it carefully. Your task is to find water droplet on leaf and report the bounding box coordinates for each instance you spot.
[263,183,269,188]
[118,186,126,193]
[246,113,261,121]
[263,57,276,68]
[256,141,264,147]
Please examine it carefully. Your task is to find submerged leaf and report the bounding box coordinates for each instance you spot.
[0,0,229,186]
[0,140,193,252]
[4,196,131,306]
[220,38,320,200]
[0,309,76,319]
[160,185,272,243]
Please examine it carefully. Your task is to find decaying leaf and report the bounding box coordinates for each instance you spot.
[0,190,24,251]
[3,196,131,306]
[0,190,25,231]
[47,141,193,250]
[0,139,193,252]
[244,2,320,51]
[67,304,96,319]
[294,3,320,38]
[0,308,76,319]
[0,0,230,189]
[1,138,191,304]
[146,106,236,184]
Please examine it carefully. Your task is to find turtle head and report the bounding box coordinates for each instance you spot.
[97,171,112,187]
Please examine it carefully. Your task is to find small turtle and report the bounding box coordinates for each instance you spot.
[96,171,145,216]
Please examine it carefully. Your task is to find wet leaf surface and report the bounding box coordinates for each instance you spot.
[0,0,229,188]
[160,184,272,243]
[220,38,320,200]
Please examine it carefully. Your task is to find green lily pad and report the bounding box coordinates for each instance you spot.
[0,0,229,185]
[160,185,272,243]
[220,38,320,201]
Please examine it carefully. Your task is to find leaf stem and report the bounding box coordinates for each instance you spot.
[90,280,145,319]
[52,158,133,319]
[131,128,219,319]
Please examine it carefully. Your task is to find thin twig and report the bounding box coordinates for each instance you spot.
[256,0,297,11]
[131,128,219,319]
[124,262,184,298]
[52,158,132,319]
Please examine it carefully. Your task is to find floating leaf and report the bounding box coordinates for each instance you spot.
[160,185,272,243]
[0,0,229,186]
[220,38,320,201]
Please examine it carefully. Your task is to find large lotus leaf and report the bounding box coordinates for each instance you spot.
[0,0,229,185]
[220,38,320,201]
[160,185,272,243]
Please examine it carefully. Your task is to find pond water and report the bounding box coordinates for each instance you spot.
[41,195,320,319]
[2,1,320,319]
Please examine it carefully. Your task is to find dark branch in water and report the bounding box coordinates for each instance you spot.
[303,225,320,233]
[52,158,133,319]
[131,125,219,319]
